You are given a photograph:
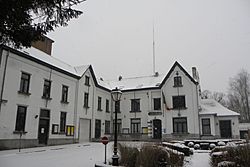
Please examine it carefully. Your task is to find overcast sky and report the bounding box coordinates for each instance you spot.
[48,0,250,93]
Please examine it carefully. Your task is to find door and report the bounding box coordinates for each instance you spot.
[95,119,101,139]
[38,109,50,145]
[219,120,232,138]
[153,119,162,139]
[79,118,91,142]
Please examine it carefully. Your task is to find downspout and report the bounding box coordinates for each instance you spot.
[196,84,201,140]
[73,79,79,143]
[0,49,9,113]
[91,83,95,141]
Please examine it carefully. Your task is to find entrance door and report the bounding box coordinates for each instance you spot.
[79,118,91,142]
[153,119,162,139]
[95,119,101,139]
[38,109,50,145]
[219,120,232,138]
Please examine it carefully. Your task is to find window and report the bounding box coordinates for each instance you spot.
[202,118,211,135]
[97,96,102,111]
[131,99,140,112]
[106,99,110,112]
[84,92,89,108]
[154,98,161,110]
[113,119,122,134]
[174,76,182,87]
[60,112,67,133]
[19,72,30,94]
[66,126,74,136]
[42,79,51,98]
[115,101,120,113]
[61,85,68,103]
[172,96,186,109]
[131,118,141,133]
[105,120,110,134]
[173,117,187,133]
[52,124,59,134]
[85,76,90,86]
[15,106,27,132]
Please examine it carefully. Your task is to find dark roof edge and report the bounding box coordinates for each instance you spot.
[0,45,80,79]
[121,87,160,92]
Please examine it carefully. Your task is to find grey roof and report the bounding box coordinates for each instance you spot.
[200,99,240,116]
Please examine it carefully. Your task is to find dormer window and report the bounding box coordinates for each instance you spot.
[174,76,182,87]
[85,76,90,86]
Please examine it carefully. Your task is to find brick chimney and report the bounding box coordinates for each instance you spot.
[31,36,54,55]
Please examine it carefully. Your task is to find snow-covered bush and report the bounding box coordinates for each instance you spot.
[188,142,194,148]
[210,144,250,167]
[209,143,216,150]
[194,144,200,150]
[217,141,226,146]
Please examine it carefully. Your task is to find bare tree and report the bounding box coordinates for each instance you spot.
[201,90,212,99]
[201,90,227,107]
[228,69,250,122]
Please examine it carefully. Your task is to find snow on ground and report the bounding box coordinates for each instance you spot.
[184,150,211,167]
[0,142,212,167]
[0,142,114,167]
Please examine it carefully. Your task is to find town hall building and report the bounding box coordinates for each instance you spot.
[0,37,240,149]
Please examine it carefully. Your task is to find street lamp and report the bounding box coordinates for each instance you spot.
[111,87,122,166]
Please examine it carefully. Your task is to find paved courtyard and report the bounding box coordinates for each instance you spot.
[0,142,210,167]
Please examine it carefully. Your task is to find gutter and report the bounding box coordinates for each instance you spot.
[0,48,9,112]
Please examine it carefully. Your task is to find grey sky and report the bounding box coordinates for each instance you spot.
[48,0,250,93]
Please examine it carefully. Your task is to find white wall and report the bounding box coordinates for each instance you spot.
[0,50,77,141]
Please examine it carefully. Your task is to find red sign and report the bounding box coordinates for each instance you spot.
[101,136,109,145]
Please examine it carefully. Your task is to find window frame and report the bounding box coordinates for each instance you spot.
[202,118,211,135]
[60,112,67,133]
[19,72,31,94]
[42,79,51,99]
[172,96,186,109]
[130,99,140,112]
[83,92,89,108]
[174,76,183,87]
[97,96,102,111]
[153,98,161,110]
[15,105,27,132]
[106,99,110,113]
[85,76,90,86]
[105,120,111,134]
[173,117,188,134]
[61,85,69,103]
[131,118,141,134]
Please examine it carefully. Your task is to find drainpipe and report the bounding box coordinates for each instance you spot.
[91,83,95,141]
[0,49,9,113]
[196,84,201,140]
[73,79,79,143]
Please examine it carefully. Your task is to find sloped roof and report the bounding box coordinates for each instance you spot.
[2,45,197,92]
[98,61,198,91]
[1,45,90,78]
[200,99,240,116]
[99,74,164,91]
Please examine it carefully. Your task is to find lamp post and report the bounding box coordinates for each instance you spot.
[111,87,122,166]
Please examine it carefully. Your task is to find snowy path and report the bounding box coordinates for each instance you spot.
[0,142,212,167]
[184,150,211,167]
[0,143,113,167]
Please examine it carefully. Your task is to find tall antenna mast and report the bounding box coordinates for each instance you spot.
[152,22,156,74]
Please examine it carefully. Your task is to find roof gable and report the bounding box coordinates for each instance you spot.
[159,61,198,88]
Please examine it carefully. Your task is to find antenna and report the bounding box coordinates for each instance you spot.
[152,22,156,74]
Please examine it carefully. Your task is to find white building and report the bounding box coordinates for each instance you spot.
[0,40,240,149]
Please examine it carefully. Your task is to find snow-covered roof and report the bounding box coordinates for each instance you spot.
[200,99,240,116]
[98,74,165,91]
[19,47,89,77]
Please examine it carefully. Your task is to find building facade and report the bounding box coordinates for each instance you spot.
[0,44,240,149]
